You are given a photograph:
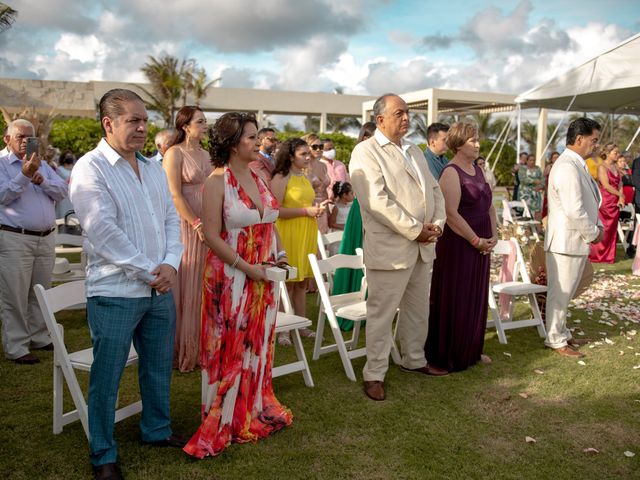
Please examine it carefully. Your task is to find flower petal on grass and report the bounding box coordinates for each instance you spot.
[623,451,635,458]
[519,392,529,399]
[583,448,599,454]
[577,360,586,366]
[525,436,536,444]
[534,369,544,375]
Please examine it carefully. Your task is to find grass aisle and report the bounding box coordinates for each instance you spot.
[1,255,638,479]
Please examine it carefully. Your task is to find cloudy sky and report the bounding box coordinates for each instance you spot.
[0,0,638,97]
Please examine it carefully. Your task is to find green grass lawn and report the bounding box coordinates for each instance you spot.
[1,252,639,479]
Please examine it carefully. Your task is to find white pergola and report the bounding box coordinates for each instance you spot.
[0,78,375,132]
[361,88,516,124]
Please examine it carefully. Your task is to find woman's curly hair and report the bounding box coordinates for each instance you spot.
[208,112,258,167]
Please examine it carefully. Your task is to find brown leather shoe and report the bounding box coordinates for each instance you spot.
[568,338,591,347]
[12,353,40,365]
[400,364,449,376]
[93,462,123,480]
[553,346,585,358]
[363,381,385,401]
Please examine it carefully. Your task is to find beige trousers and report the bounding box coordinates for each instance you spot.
[545,251,587,349]
[0,230,54,359]
[363,257,432,382]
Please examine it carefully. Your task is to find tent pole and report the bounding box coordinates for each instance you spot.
[516,104,521,160]
[626,124,640,152]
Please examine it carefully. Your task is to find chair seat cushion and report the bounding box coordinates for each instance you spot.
[492,281,547,295]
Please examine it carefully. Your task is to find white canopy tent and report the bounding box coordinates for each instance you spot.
[515,32,640,161]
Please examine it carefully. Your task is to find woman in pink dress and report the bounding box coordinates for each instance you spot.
[302,133,331,234]
[589,143,625,264]
[163,106,213,372]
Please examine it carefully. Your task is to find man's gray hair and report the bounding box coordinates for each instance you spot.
[7,119,35,136]
[372,93,398,122]
[155,129,175,146]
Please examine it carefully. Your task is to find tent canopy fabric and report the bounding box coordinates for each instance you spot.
[515,32,640,114]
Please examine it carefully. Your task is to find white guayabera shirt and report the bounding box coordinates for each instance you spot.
[70,138,183,298]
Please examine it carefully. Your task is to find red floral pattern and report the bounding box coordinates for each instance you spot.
[184,168,292,458]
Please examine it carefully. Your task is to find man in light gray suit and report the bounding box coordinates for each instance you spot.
[545,117,603,358]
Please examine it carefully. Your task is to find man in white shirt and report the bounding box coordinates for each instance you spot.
[545,117,603,358]
[70,89,184,480]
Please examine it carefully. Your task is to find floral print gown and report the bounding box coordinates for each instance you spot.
[183,167,292,458]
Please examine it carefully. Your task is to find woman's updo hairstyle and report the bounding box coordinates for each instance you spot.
[208,112,257,167]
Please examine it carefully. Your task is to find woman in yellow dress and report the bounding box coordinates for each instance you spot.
[271,138,329,345]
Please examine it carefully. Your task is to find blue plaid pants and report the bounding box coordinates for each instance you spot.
[87,291,176,466]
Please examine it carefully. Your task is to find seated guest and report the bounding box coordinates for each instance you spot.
[425,121,497,372]
[184,112,292,458]
[162,106,213,373]
[0,119,68,365]
[271,138,328,345]
[423,122,450,180]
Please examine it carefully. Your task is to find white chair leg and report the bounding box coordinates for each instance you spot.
[53,363,63,434]
[326,316,357,381]
[313,311,326,361]
[529,293,547,338]
[291,329,314,387]
[390,311,401,365]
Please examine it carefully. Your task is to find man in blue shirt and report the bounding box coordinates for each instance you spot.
[423,122,450,180]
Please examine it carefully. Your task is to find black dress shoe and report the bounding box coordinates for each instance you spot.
[142,433,187,448]
[93,462,123,480]
[12,353,40,365]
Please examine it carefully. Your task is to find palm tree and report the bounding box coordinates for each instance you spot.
[327,115,361,133]
[520,121,537,154]
[0,3,17,33]
[409,113,429,143]
[304,115,320,133]
[139,55,189,125]
[186,67,220,107]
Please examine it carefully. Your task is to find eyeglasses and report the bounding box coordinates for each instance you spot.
[310,144,322,151]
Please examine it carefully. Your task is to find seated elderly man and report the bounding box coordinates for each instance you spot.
[0,119,68,364]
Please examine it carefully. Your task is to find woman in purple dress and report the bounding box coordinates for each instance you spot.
[425,122,498,372]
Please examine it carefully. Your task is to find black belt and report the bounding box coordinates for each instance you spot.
[0,224,55,237]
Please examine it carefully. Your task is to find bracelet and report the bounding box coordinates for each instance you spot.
[277,250,287,260]
[230,253,240,269]
[471,236,480,247]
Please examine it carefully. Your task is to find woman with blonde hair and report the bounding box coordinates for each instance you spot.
[425,121,497,372]
[163,105,212,372]
[589,142,624,263]
[302,133,331,234]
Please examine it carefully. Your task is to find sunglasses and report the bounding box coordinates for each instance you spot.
[310,144,322,151]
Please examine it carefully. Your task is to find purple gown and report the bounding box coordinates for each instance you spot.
[425,163,493,372]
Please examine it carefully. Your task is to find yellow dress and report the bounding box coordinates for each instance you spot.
[276,174,318,282]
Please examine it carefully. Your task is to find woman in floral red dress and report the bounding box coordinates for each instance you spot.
[183,112,292,458]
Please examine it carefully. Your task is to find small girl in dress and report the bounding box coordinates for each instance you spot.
[328,181,354,231]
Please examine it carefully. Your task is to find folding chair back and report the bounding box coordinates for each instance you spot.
[487,238,547,344]
[33,281,140,439]
[317,230,344,260]
[502,200,540,240]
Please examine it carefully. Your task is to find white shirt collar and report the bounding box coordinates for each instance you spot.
[563,147,587,169]
[374,128,410,150]
[97,138,147,166]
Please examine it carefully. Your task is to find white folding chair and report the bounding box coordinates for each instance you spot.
[55,232,84,255]
[617,204,635,250]
[273,280,314,387]
[487,238,547,344]
[502,200,540,241]
[317,230,344,261]
[33,281,141,439]
[308,252,366,381]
